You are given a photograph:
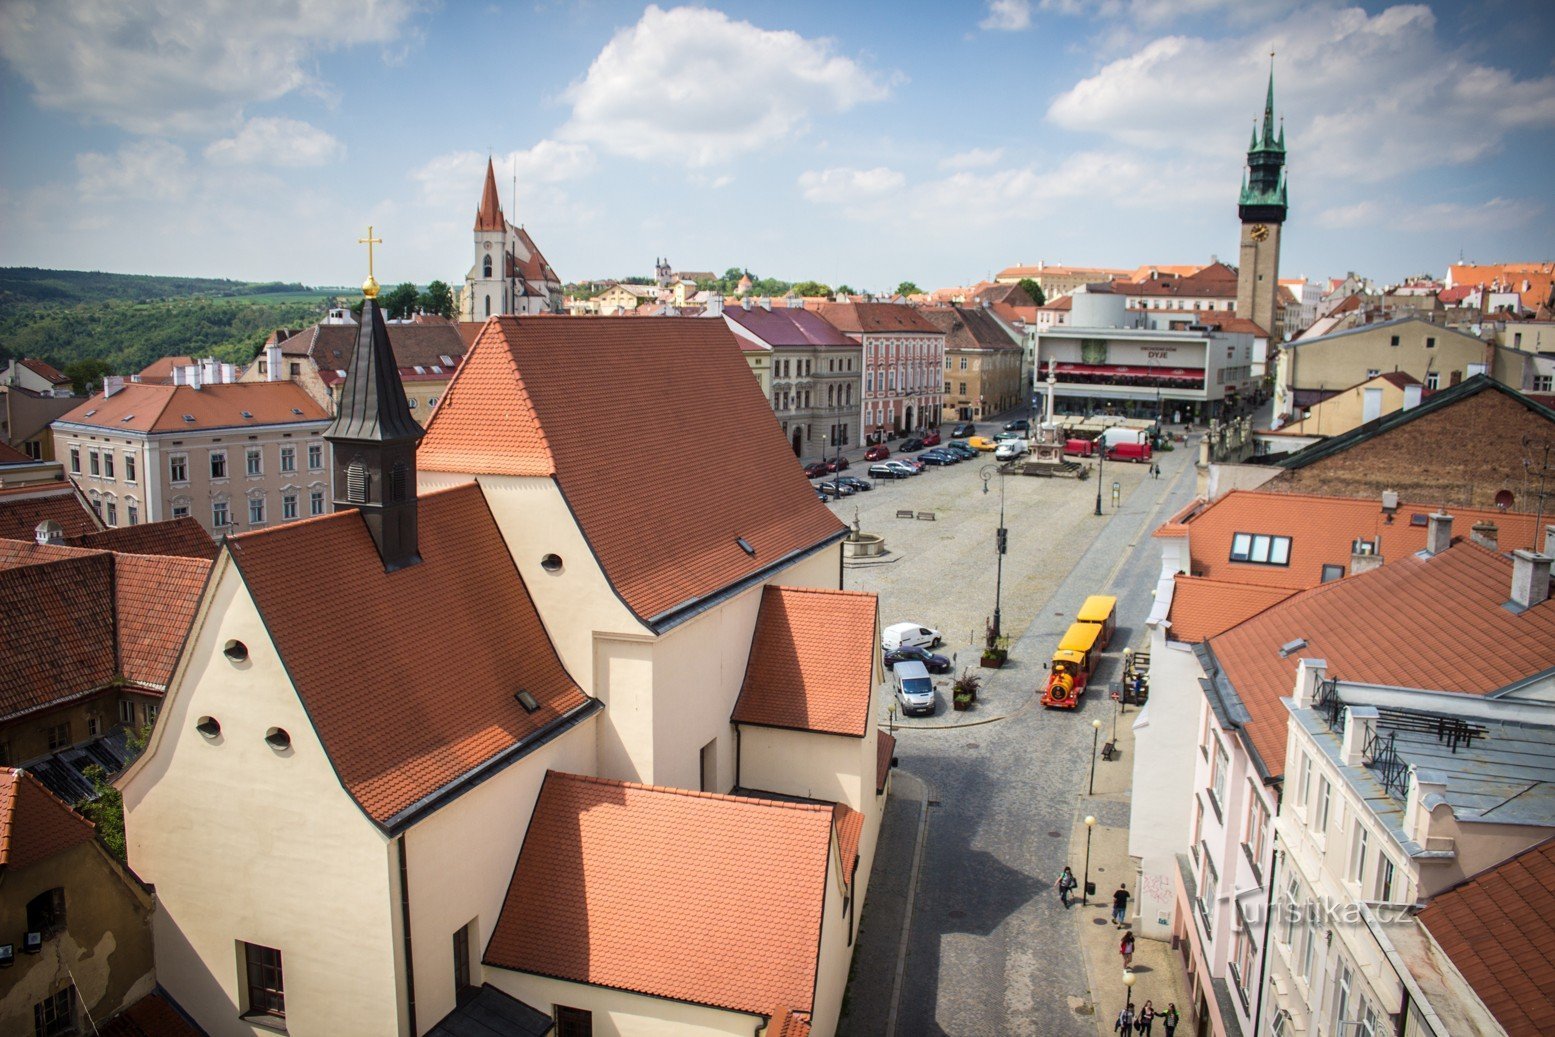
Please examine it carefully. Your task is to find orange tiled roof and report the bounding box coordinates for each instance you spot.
[475,157,504,232]
[0,767,95,869]
[1177,490,1546,589]
[877,730,896,793]
[69,516,217,559]
[814,301,940,335]
[733,586,878,737]
[486,771,833,1017]
[227,483,589,827]
[18,357,69,384]
[0,484,100,541]
[56,381,329,434]
[134,355,197,383]
[769,1008,813,1037]
[115,554,212,686]
[0,441,32,464]
[834,802,863,885]
[1417,836,1555,1037]
[1167,575,1297,643]
[419,317,846,624]
[0,548,116,720]
[1208,542,1555,776]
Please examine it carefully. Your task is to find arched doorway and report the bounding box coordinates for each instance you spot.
[904,406,914,434]
[791,428,802,456]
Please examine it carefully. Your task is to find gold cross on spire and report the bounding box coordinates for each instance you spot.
[358,225,383,298]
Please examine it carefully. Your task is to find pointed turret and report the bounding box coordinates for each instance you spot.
[475,157,505,232]
[326,296,426,571]
[1261,59,1277,146]
[1239,55,1288,221]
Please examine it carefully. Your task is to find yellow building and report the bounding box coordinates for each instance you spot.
[920,305,1024,422]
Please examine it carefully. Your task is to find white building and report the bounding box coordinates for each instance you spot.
[460,158,564,319]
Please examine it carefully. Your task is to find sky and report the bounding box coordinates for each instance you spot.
[1,0,1552,294]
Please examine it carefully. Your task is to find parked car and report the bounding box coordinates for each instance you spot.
[824,455,851,472]
[837,475,874,492]
[883,644,952,674]
[1003,418,1031,433]
[993,430,1023,443]
[951,422,977,438]
[817,480,856,497]
[892,660,936,717]
[921,430,942,447]
[882,460,919,477]
[994,439,1029,461]
[917,450,955,466]
[967,436,997,451]
[900,437,926,452]
[882,621,942,650]
[943,442,978,459]
[803,461,830,478]
[869,463,906,479]
[864,444,890,461]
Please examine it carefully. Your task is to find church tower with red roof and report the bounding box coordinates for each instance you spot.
[460,157,565,320]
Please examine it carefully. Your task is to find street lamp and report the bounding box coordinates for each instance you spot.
[1122,968,1137,1014]
[980,465,1007,639]
[1088,717,1104,795]
[1094,440,1107,516]
[1082,815,1097,905]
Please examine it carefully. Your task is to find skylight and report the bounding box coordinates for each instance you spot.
[241,411,253,419]
[120,414,135,422]
[736,536,756,557]
[439,354,455,366]
[291,407,303,415]
[183,415,197,423]
[84,409,97,417]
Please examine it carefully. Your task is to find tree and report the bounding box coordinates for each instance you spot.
[1019,277,1046,306]
[836,284,857,297]
[790,280,831,298]
[381,281,421,320]
[419,280,455,318]
[63,357,114,394]
[723,267,746,283]
[896,281,922,297]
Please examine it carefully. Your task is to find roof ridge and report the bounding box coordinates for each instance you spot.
[768,584,877,600]
[552,770,835,814]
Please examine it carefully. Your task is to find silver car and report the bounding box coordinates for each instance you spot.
[893,660,936,716]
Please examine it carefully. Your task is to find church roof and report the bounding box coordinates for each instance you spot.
[732,586,878,737]
[475,158,505,232]
[0,767,96,870]
[226,483,593,829]
[418,317,846,627]
[326,298,424,444]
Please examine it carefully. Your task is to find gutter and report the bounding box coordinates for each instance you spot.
[644,529,849,634]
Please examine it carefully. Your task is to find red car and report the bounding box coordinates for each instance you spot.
[921,430,941,447]
[864,444,890,461]
[803,462,830,478]
[824,456,851,472]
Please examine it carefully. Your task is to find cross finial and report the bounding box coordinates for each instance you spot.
[358,225,383,298]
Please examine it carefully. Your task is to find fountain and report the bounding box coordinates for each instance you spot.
[841,507,885,559]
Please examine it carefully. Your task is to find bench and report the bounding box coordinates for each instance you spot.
[916,511,936,521]
[896,509,915,519]
[1100,740,1117,761]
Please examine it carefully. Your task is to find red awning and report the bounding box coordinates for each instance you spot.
[1056,363,1203,381]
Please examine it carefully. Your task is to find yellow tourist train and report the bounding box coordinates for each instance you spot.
[1042,595,1116,709]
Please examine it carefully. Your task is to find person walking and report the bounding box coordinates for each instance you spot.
[1057,866,1077,908]
[1136,1000,1156,1035]
[1112,884,1131,927]
[1161,1002,1180,1036]
[1115,1003,1135,1034]
[1119,930,1135,968]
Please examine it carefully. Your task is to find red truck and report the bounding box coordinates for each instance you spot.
[1064,438,1097,457]
[1106,441,1153,463]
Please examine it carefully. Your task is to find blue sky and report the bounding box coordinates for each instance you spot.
[2,1,1552,293]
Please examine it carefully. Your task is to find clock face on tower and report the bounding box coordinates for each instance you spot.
[1250,223,1269,242]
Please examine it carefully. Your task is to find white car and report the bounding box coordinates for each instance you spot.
[882,621,942,651]
[892,660,936,716]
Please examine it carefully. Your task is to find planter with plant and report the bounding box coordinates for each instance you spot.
[952,669,982,705]
[981,627,1010,668]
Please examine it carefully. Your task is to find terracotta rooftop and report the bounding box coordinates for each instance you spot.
[1193,313,1270,338]
[475,157,505,232]
[69,515,217,559]
[486,771,834,1019]
[834,802,863,887]
[723,304,857,348]
[134,355,197,383]
[226,483,590,828]
[0,767,96,869]
[18,357,70,384]
[0,483,99,541]
[877,730,896,793]
[1169,489,1546,590]
[0,441,33,464]
[0,548,116,721]
[1167,576,1297,643]
[1207,541,1555,777]
[918,306,1022,353]
[115,553,213,686]
[274,320,467,377]
[814,301,940,336]
[1417,835,1555,1037]
[732,586,878,737]
[56,381,329,434]
[418,317,846,625]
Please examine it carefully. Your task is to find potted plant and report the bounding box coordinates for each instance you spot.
[952,669,982,706]
[981,626,1010,669]
[953,692,973,712]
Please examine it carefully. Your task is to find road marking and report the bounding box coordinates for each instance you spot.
[886,771,932,1037]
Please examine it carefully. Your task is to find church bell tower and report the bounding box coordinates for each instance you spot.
[1236,58,1288,341]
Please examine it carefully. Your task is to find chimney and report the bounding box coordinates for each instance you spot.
[1544,524,1555,556]
[706,294,724,316]
[1510,550,1552,609]
[1341,705,1378,766]
[742,297,752,311]
[172,366,184,387]
[1291,658,1328,709]
[1470,520,1499,552]
[1381,489,1399,515]
[1424,512,1452,555]
[266,342,283,381]
[33,520,63,546]
[102,375,124,398]
[1350,537,1383,575]
[201,358,219,385]
[787,294,802,308]
[1406,769,1448,843]
[759,296,771,311]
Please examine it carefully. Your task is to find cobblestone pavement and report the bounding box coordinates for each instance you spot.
[833,428,1201,1036]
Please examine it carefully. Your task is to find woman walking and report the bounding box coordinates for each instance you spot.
[1136,1000,1156,1035]
[1057,866,1077,908]
[1161,1002,1180,1036]
[1115,1003,1135,1034]
[1119,930,1135,968]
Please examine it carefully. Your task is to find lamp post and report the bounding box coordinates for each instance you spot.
[1082,815,1097,905]
[1122,968,1137,1014]
[1088,717,1104,795]
[980,465,1007,639]
[1094,440,1107,516]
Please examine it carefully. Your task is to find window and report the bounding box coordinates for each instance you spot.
[33,985,76,1037]
[1331,960,1353,1034]
[1231,909,1257,1005]
[1425,336,1436,349]
[1349,821,1369,885]
[1210,739,1229,813]
[243,942,285,1021]
[1534,375,1553,393]
[1191,798,1204,862]
[1321,563,1345,583]
[103,452,114,478]
[126,502,138,525]
[290,362,301,376]
[1244,792,1269,876]
[555,1006,592,1037]
[482,254,493,278]
[69,447,80,474]
[119,700,136,724]
[1389,335,1400,346]
[46,721,71,750]
[170,453,188,483]
[959,356,968,370]
[27,887,67,936]
[1229,532,1291,565]
[246,448,262,476]
[1279,876,1300,946]
[959,382,968,395]
[1378,854,1396,901]
[310,490,325,516]
[213,500,230,528]
[1365,369,1379,379]
[1197,852,1218,938]
[453,924,474,999]
[1296,752,1312,810]
[1316,778,1332,836]
[280,446,296,473]
[307,443,323,470]
[172,503,190,518]
[282,494,298,520]
[1426,371,1440,390]
[211,451,227,479]
[249,497,265,525]
[105,501,117,526]
[144,702,159,726]
[89,450,100,476]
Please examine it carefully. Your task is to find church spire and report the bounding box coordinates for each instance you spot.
[1261,55,1277,147]
[326,230,426,572]
[475,157,505,232]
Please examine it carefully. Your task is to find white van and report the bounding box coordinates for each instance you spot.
[994,439,1029,461]
[893,660,936,716]
[882,621,942,651]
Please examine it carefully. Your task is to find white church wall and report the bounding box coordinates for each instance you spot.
[484,972,761,1037]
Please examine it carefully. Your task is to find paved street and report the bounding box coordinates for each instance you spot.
[831,428,1201,1036]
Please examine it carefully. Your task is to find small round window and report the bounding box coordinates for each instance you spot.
[196,716,221,739]
[223,639,249,663]
[265,727,291,751]
[540,553,563,573]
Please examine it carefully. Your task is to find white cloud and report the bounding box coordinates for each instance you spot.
[1320,196,1528,232]
[0,0,420,135]
[409,142,596,211]
[939,148,1006,170]
[981,0,1032,31]
[798,167,907,204]
[76,140,194,202]
[205,117,345,167]
[1046,5,1555,184]
[561,5,891,167]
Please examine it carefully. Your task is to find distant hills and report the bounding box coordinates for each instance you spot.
[0,267,341,380]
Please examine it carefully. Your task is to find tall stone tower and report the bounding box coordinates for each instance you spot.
[1236,60,1288,341]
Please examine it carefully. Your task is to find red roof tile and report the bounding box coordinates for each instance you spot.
[419,317,846,624]
[475,157,505,232]
[733,586,878,737]
[1418,836,1555,1037]
[0,484,100,541]
[814,301,941,335]
[0,767,95,869]
[918,307,1022,353]
[0,548,116,720]
[56,381,329,434]
[770,1008,812,1037]
[227,483,589,827]
[1208,542,1555,776]
[1167,576,1297,643]
[723,305,857,348]
[486,771,833,1017]
[834,802,863,886]
[0,441,33,464]
[134,355,197,383]
[69,516,217,560]
[876,730,896,793]
[115,553,212,687]
[18,357,69,384]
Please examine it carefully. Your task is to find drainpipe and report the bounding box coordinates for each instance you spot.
[398,835,417,1034]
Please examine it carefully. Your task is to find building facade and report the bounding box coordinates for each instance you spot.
[720,297,860,456]
[919,305,1024,423]
[815,301,945,441]
[460,158,564,319]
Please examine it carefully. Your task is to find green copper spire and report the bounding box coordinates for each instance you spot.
[1238,53,1288,220]
[1262,55,1277,147]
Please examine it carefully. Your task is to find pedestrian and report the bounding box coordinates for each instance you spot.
[1162,1002,1180,1036]
[1115,1003,1135,1034]
[1057,866,1077,908]
[1119,931,1135,968]
[1112,884,1131,927]
[1137,1000,1156,1035]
